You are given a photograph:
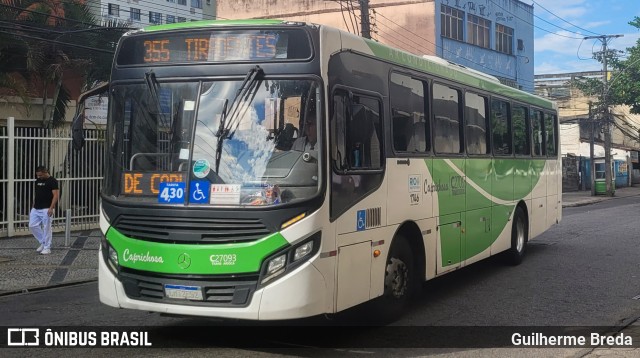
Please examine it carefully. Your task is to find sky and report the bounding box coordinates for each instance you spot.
[525,0,640,75]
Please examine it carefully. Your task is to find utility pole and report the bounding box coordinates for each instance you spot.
[359,0,371,39]
[584,34,623,196]
[589,102,595,196]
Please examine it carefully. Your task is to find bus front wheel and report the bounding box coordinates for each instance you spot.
[374,236,415,321]
[505,206,528,265]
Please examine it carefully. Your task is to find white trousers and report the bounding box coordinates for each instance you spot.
[29,208,52,250]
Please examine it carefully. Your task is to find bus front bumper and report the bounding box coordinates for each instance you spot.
[98,246,329,320]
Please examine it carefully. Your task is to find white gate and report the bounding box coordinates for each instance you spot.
[0,117,104,237]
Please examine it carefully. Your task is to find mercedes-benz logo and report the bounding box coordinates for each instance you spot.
[177,253,191,269]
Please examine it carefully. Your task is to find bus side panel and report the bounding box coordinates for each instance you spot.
[530,160,548,239]
[336,241,371,311]
[546,159,559,227]
[386,158,433,224]
[464,158,492,265]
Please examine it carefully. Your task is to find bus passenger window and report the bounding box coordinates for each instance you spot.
[465,92,489,155]
[390,73,428,153]
[433,83,462,154]
[531,110,545,157]
[545,113,557,157]
[512,106,530,155]
[491,99,512,155]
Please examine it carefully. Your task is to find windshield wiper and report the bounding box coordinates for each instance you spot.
[144,70,168,127]
[214,65,264,174]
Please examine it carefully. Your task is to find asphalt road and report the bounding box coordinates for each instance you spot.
[2,196,640,357]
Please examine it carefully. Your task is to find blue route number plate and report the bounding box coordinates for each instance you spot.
[164,284,203,300]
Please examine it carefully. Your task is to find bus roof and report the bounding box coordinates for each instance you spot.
[137,19,554,110]
[141,19,292,32]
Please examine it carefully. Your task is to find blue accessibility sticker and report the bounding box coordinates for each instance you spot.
[357,210,366,231]
[189,180,210,204]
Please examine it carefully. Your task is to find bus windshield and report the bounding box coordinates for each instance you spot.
[104,77,321,207]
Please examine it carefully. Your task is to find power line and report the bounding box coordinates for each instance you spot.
[530,0,601,36]
[0,29,115,54]
[487,0,583,40]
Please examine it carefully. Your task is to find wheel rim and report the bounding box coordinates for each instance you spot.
[385,257,408,298]
[516,217,525,253]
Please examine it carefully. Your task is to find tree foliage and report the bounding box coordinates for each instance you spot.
[0,0,130,127]
[572,17,640,114]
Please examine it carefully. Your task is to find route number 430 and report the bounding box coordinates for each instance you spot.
[158,182,186,203]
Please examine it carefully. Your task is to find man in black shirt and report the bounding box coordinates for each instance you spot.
[29,166,59,255]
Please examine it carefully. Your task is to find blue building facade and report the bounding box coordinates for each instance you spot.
[434,0,534,93]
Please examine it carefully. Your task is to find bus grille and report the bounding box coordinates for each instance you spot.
[119,270,259,307]
[113,215,271,243]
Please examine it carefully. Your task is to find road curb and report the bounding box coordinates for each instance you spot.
[0,278,97,297]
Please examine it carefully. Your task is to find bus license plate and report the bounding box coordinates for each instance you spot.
[164,284,203,300]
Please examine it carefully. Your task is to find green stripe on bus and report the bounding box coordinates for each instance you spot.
[106,227,288,274]
[427,158,547,265]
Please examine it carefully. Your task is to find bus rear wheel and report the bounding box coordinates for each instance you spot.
[505,206,528,265]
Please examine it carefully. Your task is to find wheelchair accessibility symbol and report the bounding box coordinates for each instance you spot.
[190,181,210,204]
[356,210,366,231]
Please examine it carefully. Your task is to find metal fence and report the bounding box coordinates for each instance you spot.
[1,117,104,237]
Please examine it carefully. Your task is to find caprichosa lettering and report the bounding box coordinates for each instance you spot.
[122,249,164,264]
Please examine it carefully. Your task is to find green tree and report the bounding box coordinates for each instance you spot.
[572,17,640,114]
[0,0,128,127]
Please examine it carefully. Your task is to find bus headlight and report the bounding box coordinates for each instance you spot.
[293,241,313,261]
[108,245,119,266]
[267,254,286,274]
[260,231,321,285]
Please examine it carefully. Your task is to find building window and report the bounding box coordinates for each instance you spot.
[178,0,186,5]
[177,17,187,22]
[130,8,141,21]
[166,0,175,2]
[108,4,119,17]
[441,5,463,41]
[166,15,175,24]
[467,14,490,48]
[191,0,202,9]
[496,24,514,54]
[149,11,162,24]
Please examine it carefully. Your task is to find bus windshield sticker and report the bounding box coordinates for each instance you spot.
[183,100,195,111]
[189,180,210,204]
[210,184,241,205]
[192,159,211,179]
[158,182,186,204]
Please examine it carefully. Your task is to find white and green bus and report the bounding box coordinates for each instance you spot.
[98,19,561,320]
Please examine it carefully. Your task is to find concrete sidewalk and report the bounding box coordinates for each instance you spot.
[562,185,640,207]
[1,186,639,294]
[0,229,101,296]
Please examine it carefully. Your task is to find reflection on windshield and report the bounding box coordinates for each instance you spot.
[106,79,321,207]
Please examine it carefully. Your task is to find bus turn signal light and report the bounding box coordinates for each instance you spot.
[373,249,381,258]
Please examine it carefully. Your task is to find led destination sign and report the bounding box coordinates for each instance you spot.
[117,29,312,65]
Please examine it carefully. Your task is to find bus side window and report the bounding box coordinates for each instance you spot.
[491,99,512,155]
[531,109,545,157]
[331,91,383,171]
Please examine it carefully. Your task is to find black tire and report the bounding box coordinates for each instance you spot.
[371,236,416,322]
[504,206,528,265]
